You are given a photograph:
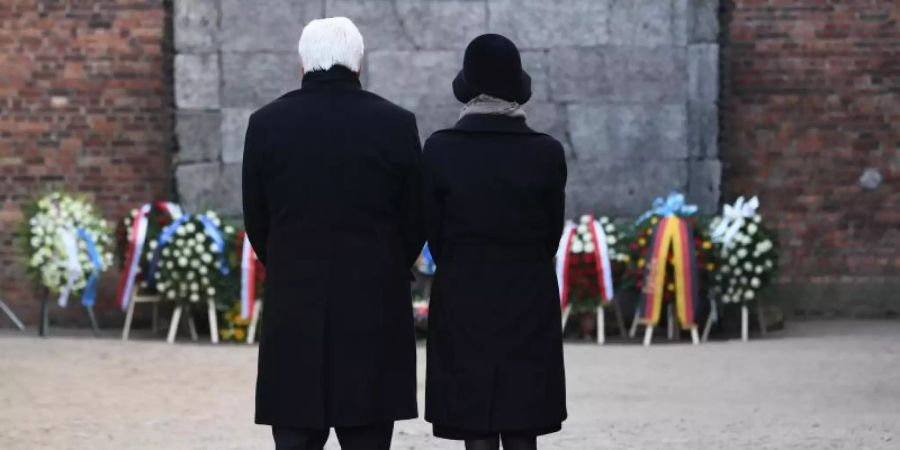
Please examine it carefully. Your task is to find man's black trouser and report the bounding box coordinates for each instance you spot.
[272,423,393,450]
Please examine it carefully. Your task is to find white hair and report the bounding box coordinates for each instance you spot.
[298,17,364,73]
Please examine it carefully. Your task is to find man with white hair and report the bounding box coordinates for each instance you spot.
[242,17,424,450]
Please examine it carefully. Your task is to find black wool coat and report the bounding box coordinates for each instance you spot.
[242,66,424,428]
[423,114,568,437]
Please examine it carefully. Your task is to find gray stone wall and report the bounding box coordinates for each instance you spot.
[173,0,720,217]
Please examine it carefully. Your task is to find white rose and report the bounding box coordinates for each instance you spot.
[167,290,176,300]
[729,256,738,265]
[224,226,235,234]
[744,262,753,271]
[751,277,760,288]
[721,265,730,273]
[199,266,208,275]
[201,253,212,264]
[176,227,186,236]
[209,244,218,252]
[744,290,755,300]
[765,260,773,268]
[178,257,187,267]
[190,282,199,291]
[753,215,762,223]
[583,243,595,254]
[148,240,157,249]
[189,294,199,302]
[166,261,174,269]
[755,266,764,274]
[190,259,199,268]
[579,215,591,224]
[747,223,758,235]
[571,241,584,254]
[605,224,615,234]
[576,224,588,235]
[185,222,196,233]
[207,287,216,296]
[722,294,731,303]
[734,268,742,276]
[599,216,609,225]
[607,236,617,245]
[737,248,748,259]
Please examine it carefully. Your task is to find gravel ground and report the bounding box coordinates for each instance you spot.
[1,320,898,449]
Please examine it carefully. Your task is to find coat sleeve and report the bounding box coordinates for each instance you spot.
[422,140,444,264]
[545,141,568,256]
[400,116,426,271]
[242,113,269,266]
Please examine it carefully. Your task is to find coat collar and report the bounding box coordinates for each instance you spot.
[280,66,362,99]
[449,114,543,135]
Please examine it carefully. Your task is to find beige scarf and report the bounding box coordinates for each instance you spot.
[459,94,526,119]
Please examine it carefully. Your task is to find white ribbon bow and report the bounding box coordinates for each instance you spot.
[56,226,83,307]
[711,196,759,247]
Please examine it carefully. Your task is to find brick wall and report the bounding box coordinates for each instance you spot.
[720,0,899,316]
[0,0,173,325]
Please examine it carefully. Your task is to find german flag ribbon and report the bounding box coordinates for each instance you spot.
[640,216,699,328]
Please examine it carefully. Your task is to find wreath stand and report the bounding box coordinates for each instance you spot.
[166,299,219,344]
[0,289,25,331]
[121,291,166,340]
[629,302,699,346]
[246,299,263,344]
[700,300,768,342]
[561,301,627,344]
[37,287,100,337]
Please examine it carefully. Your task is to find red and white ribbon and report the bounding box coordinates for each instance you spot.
[115,202,183,310]
[587,218,615,303]
[240,233,258,320]
[555,222,577,309]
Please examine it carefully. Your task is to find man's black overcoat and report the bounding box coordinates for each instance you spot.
[423,114,568,437]
[242,66,424,428]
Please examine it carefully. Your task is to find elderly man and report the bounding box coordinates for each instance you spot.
[242,17,424,450]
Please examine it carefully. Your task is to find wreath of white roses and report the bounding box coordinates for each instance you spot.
[151,211,236,303]
[568,215,627,262]
[711,211,778,304]
[24,193,113,300]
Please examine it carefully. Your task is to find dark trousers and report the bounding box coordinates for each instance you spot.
[272,423,394,450]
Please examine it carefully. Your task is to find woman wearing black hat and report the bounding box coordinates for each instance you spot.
[423,34,568,450]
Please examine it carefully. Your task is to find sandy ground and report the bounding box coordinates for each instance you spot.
[1,321,899,449]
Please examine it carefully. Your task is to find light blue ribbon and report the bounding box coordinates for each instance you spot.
[76,227,104,307]
[635,192,699,224]
[197,214,230,275]
[146,214,190,288]
[418,243,436,275]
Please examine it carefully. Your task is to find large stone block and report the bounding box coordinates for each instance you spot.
[176,162,243,216]
[687,159,721,213]
[175,111,221,163]
[688,100,718,158]
[329,0,485,50]
[174,54,220,109]
[325,0,414,50]
[221,52,301,108]
[548,48,619,102]
[398,0,486,49]
[366,50,460,107]
[524,102,568,147]
[688,44,719,105]
[610,0,686,47]
[566,158,688,217]
[488,0,610,49]
[568,104,688,160]
[220,0,323,52]
[174,0,218,52]
[221,108,255,163]
[689,0,719,43]
[521,50,550,102]
[550,47,686,103]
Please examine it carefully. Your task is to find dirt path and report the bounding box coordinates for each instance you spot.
[1,321,898,449]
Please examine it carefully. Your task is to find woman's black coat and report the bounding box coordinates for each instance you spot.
[423,114,568,436]
[242,67,424,428]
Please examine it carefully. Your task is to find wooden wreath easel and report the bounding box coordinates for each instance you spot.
[629,302,700,346]
[167,298,219,344]
[246,299,263,344]
[561,300,627,345]
[701,300,767,342]
[122,289,167,340]
[37,286,100,337]
[0,288,25,331]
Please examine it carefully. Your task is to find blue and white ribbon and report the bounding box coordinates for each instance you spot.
[56,226,104,307]
[710,196,759,248]
[145,214,190,287]
[417,243,436,275]
[77,227,104,307]
[636,192,699,224]
[197,214,230,275]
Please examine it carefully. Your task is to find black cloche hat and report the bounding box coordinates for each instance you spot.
[453,34,532,105]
